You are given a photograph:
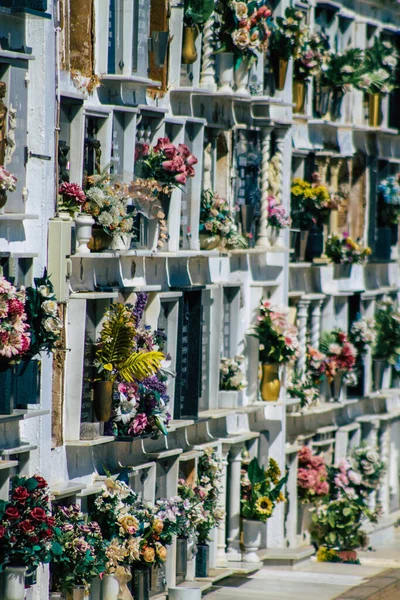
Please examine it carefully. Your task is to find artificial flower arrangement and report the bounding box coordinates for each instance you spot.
[266,195,291,231]
[319,330,358,386]
[357,37,398,96]
[349,316,376,357]
[219,355,247,390]
[290,176,340,230]
[293,31,331,82]
[297,446,329,504]
[269,7,307,62]
[0,275,30,366]
[50,505,106,595]
[372,299,400,368]
[91,478,168,586]
[350,445,386,493]
[286,370,319,409]
[325,233,372,265]
[215,0,272,69]
[82,170,135,239]
[377,175,400,226]
[155,494,197,546]
[241,453,287,522]
[319,48,365,92]
[307,345,328,385]
[0,165,17,194]
[0,475,55,572]
[58,182,87,217]
[128,178,169,249]
[250,299,299,365]
[195,447,225,545]
[135,138,197,189]
[199,189,247,249]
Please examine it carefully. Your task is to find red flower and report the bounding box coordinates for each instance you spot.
[46,516,56,527]
[337,331,347,343]
[257,6,271,18]
[19,520,35,533]
[30,507,46,522]
[34,476,47,489]
[40,528,53,539]
[8,299,25,316]
[30,536,39,544]
[0,525,5,538]
[5,507,20,520]
[12,486,30,503]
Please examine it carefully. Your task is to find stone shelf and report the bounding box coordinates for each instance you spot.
[0,409,49,423]
[0,444,37,456]
[0,214,39,220]
[50,482,86,499]
[65,436,115,447]
[0,460,18,470]
[69,291,119,299]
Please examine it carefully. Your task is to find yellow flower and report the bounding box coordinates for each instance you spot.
[153,519,164,535]
[156,542,167,562]
[142,546,156,563]
[255,496,273,517]
[317,546,338,563]
[267,458,281,483]
[103,363,113,371]
[365,247,372,255]
[117,514,139,535]
[276,492,286,503]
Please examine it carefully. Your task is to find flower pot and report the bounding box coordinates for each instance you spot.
[266,226,280,246]
[176,536,188,584]
[92,380,113,422]
[331,89,345,121]
[75,214,95,255]
[199,233,221,251]
[272,57,288,91]
[368,93,382,127]
[337,549,357,562]
[66,587,87,600]
[219,390,243,408]
[4,566,26,600]
[375,227,392,260]
[293,80,306,114]
[87,225,112,252]
[235,59,250,96]
[108,233,132,251]
[217,52,234,93]
[181,27,198,65]
[195,544,209,578]
[333,264,352,279]
[132,565,150,600]
[101,574,120,600]
[330,374,344,402]
[0,189,7,212]
[242,519,263,563]
[305,227,323,261]
[261,363,280,401]
[317,86,332,118]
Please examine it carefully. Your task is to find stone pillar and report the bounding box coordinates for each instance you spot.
[226,444,242,560]
[216,448,229,567]
[272,132,285,205]
[256,127,273,248]
[315,156,330,185]
[378,421,390,515]
[199,14,217,91]
[297,299,309,374]
[310,301,322,349]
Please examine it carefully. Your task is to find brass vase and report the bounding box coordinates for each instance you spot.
[368,93,382,127]
[92,380,113,422]
[87,226,112,252]
[199,233,221,250]
[272,58,289,91]
[260,363,280,401]
[181,27,198,65]
[293,80,306,114]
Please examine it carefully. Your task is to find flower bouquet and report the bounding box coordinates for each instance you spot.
[135,138,197,190]
[293,32,331,82]
[350,317,376,357]
[0,275,30,370]
[325,233,372,266]
[287,370,319,409]
[297,446,329,504]
[51,505,106,595]
[266,195,291,245]
[199,190,247,250]
[372,300,400,389]
[219,355,247,390]
[290,177,339,230]
[58,182,86,217]
[269,7,307,89]
[241,455,286,522]
[155,495,197,545]
[350,445,385,493]
[0,475,55,572]
[320,330,358,399]
[358,37,398,96]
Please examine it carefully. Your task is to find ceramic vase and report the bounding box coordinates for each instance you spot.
[4,566,26,600]
[108,233,132,251]
[234,59,250,96]
[169,587,201,600]
[75,214,94,255]
[261,364,280,401]
[101,574,120,600]
[92,380,113,422]
[242,519,263,562]
[217,52,234,93]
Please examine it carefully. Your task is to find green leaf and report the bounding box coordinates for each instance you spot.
[247,457,265,486]
[25,478,39,492]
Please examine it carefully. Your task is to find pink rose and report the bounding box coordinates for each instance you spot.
[177,143,190,158]
[175,173,187,184]
[163,145,177,159]
[154,137,171,152]
[185,154,198,167]
[315,481,329,496]
[298,446,312,465]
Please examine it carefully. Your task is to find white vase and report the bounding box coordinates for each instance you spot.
[266,226,279,246]
[217,52,234,93]
[102,574,120,600]
[108,233,132,251]
[218,390,243,408]
[234,59,250,96]
[4,566,26,600]
[242,519,263,562]
[75,214,94,255]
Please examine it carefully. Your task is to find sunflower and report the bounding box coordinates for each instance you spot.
[255,496,273,517]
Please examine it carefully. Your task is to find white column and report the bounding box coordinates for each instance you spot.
[310,301,322,349]
[256,127,272,248]
[285,450,299,547]
[199,15,217,91]
[217,448,229,567]
[297,299,309,374]
[378,421,390,515]
[226,444,243,560]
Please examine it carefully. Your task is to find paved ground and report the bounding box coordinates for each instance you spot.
[204,531,400,600]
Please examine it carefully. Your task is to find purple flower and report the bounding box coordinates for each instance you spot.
[141,375,167,395]
[132,293,148,325]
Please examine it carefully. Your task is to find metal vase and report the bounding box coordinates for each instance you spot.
[195,544,209,578]
[331,89,345,121]
[272,57,288,91]
[373,360,386,392]
[305,227,324,261]
[330,374,343,402]
[176,536,188,584]
[240,204,255,236]
[368,93,382,127]
[0,366,16,415]
[293,80,306,114]
[317,86,332,118]
[260,363,280,401]
[92,380,113,422]
[66,587,86,600]
[181,27,198,65]
[131,566,150,600]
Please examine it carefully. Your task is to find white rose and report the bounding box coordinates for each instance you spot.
[44,317,61,333]
[42,300,58,316]
[38,285,52,298]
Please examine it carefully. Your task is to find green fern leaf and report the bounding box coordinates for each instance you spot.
[119,351,164,382]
